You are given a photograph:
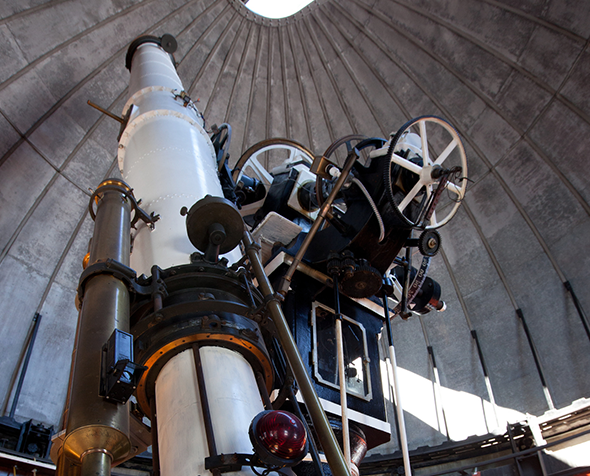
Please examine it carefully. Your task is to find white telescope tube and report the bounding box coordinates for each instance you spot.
[118,42,240,276]
[120,41,262,476]
[156,348,264,476]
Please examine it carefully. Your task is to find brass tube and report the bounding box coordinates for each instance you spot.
[60,180,134,471]
[81,451,112,476]
[243,231,351,476]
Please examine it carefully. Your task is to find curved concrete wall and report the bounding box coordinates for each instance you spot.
[0,0,589,455]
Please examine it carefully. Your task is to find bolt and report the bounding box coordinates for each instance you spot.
[428,238,437,248]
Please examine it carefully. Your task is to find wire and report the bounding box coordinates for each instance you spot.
[351,177,385,242]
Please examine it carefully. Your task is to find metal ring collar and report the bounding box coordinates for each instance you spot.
[80,448,113,461]
[89,179,158,228]
[88,179,134,220]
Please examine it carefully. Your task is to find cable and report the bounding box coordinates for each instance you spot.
[351,177,385,242]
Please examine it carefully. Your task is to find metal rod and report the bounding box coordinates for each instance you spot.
[516,309,554,409]
[8,313,42,419]
[470,330,488,377]
[192,344,218,460]
[87,100,125,124]
[400,246,412,319]
[381,292,412,476]
[332,273,351,470]
[149,398,161,476]
[426,344,450,439]
[536,450,548,476]
[255,372,273,409]
[279,149,359,294]
[507,424,524,476]
[286,385,325,476]
[564,281,590,342]
[243,230,351,476]
[471,329,500,428]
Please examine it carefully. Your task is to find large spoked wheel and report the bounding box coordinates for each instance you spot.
[384,116,468,229]
[232,138,314,183]
[315,135,387,206]
[232,138,315,215]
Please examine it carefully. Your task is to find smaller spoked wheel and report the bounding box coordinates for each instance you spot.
[384,116,468,229]
[232,138,315,215]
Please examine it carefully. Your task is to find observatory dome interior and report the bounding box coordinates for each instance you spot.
[0,0,589,474]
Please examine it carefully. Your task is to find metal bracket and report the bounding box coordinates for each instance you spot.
[89,181,159,229]
[205,454,257,473]
[311,154,339,180]
[77,259,137,302]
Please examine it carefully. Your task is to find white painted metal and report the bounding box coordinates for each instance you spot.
[122,41,254,476]
[128,43,183,95]
[387,343,412,476]
[335,318,351,470]
[155,348,265,476]
[118,42,240,276]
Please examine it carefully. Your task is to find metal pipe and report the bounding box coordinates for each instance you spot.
[8,313,42,419]
[279,149,359,295]
[332,273,351,469]
[243,231,351,476]
[381,292,412,476]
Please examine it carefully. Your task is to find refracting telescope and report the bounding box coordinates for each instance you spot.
[51,34,468,476]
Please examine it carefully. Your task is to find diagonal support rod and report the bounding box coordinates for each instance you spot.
[243,231,351,476]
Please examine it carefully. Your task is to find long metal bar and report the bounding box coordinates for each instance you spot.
[332,273,351,469]
[87,100,125,124]
[243,231,350,476]
[381,292,412,476]
[149,398,160,476]
[191,344,219,460]
[8,313,42,419]
[516,309,554,409]
[400,246,412,319]
[506,424,524,476]
[279,149,359,294]
[564,281,590,342]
